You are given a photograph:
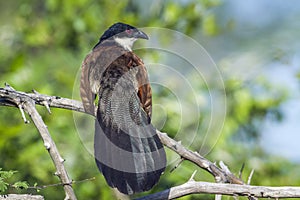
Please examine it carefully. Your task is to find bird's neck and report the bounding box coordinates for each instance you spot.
[114,37,137,51]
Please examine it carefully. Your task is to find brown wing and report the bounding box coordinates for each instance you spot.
[80,52,96,115]
[80,41,129,116]
[132,53,152,121]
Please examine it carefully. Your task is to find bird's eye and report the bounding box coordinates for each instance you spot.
[125,29,133,34]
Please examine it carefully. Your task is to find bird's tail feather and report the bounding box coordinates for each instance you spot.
[94,113,166,194]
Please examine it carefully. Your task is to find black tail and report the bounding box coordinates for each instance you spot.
[94,110,166,194]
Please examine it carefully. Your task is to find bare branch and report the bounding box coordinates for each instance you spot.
[135,181,300,200]
[0,86,85,113]
[0,194,44,200]
[0,86,77,200]
[1,86,300,200]
[156,131,244,185]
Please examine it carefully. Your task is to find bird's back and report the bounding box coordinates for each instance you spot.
[94,50,166,194]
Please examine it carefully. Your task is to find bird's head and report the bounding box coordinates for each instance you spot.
[97,22,149,51]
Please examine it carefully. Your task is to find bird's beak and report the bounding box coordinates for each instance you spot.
[134,30,149,40]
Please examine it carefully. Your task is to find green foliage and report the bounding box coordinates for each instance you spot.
[12,181,29,191]
[0,168,29,193]
[0,169,14,192]
[0,0,298,199]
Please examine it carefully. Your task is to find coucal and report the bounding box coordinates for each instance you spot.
[80,22,166,194]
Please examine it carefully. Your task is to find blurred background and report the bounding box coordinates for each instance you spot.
[1,0,300,199]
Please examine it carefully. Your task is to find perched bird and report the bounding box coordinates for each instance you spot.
[80,22,166,194]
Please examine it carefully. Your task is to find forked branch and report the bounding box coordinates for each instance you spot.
[0,84,77,200]
[1,85,300,199]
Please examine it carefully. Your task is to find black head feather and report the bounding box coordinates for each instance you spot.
[99,22,136,43]
[93,22,148,49]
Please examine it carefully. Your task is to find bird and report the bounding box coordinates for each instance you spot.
[80,22,166,195]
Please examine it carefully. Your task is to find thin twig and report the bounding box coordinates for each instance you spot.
[247,169,255,185]
[27,177,96,190]
[239,163,245,179]
[17,103,30,123]
[189,170,197,182]
[215,194,222,200]
[170,157,185,173]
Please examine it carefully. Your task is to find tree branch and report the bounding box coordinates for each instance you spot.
[1,85,299,199]
[0,84,84,113]
[0,194,44,200]
[135,181,300,200]
[0,85,243,183]
[157,131,244,184]
[0,85,77,200]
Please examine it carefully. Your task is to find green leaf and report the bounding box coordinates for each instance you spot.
[12,181,29,190]
[33,182,41,192]
[0,170,17,179]
[0,178,9,192]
